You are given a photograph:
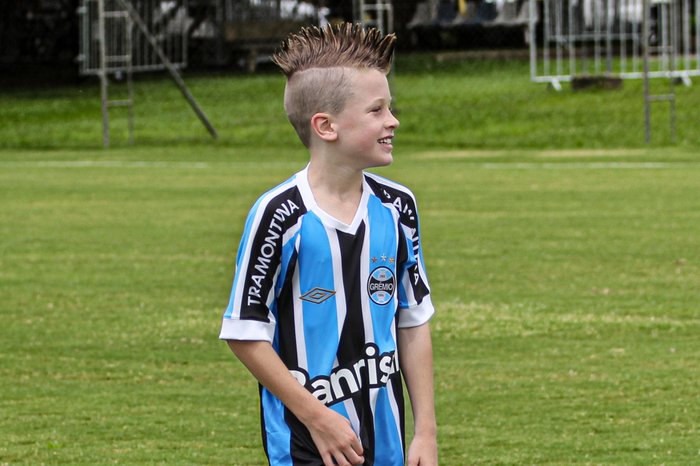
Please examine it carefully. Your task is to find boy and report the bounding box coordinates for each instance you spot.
[219,23,437,466]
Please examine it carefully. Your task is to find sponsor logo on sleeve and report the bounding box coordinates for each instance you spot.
[245,198,300,307]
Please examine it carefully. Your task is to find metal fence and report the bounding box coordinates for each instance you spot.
[355,0,394,35]
[78,0,188,75]
[529,0,700,88]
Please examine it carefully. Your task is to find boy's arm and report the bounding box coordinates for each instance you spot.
[226,340,365,466]
[398,323,438,466]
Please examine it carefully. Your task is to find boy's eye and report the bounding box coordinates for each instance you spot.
[370,107,382,113]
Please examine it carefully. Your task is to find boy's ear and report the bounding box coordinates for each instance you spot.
[310,112,338,142]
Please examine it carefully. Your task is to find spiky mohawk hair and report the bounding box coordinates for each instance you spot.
[272,23,396,148]
[272,23,396,76]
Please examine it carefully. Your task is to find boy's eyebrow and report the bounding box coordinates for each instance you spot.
[367,97,393,108]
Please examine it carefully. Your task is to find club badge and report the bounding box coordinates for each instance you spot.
[367,266,396,305]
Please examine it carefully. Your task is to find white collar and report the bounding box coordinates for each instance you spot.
[296,165,369,234]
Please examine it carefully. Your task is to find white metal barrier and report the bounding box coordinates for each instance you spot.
[78,0,188,75]
[529,0,700,88]
[354,0,394,36]
[77,0,216,148]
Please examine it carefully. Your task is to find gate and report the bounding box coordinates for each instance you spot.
[78,0,188,75]
[78,0,216,147]
[529,0,700,89]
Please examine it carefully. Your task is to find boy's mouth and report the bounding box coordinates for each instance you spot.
[378,137,393,145]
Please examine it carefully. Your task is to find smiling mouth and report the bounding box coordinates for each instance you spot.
[378,137,393,144]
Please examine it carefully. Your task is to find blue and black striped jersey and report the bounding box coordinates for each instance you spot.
[220,166,434,466]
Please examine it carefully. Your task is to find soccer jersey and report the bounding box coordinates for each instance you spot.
[219,166,434,466]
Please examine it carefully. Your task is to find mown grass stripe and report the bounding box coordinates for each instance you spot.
[2,160,700,170]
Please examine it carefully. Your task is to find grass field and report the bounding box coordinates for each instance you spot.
[2,56,700,150]
[1,56,699,464]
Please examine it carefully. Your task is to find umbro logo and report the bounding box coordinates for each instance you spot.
[300,287,336,304]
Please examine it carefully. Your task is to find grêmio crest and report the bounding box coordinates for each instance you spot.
[367,266,396,305]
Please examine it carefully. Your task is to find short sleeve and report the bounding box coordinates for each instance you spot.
[219,184,306,342]
[396,201,434,328]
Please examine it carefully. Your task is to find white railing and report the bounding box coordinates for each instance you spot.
[78,0,188,75]
[529,0,700,88]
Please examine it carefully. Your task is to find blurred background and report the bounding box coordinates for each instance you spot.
[1,1,699,148]
[0,0,533,79]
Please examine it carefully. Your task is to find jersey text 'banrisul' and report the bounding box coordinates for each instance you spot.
[220,167,434,466]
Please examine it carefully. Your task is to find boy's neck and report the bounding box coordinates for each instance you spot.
[308,158,363,194]
[306,156,365,225]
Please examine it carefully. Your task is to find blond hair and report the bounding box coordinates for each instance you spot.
[272,23,396,147]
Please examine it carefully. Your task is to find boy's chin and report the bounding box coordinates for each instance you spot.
[368,154,394,168]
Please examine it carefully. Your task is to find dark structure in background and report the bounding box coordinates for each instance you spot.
[0,0,528,73]
[0,0,79,65]
[159,0,432,68]
[406,0,530,49]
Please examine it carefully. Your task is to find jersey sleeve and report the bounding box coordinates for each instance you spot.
[395,196,434,328]
[219,184,305,342]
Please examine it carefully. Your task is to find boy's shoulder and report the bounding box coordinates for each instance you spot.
[364,171,417,202]
[363,172,420,227]
[249,169,305,206]
[245,169,423,228]
[257,170,301,197]
[244,170,308,228]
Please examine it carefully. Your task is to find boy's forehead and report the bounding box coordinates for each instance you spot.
[343,68,389,92]
[350,70,391,103]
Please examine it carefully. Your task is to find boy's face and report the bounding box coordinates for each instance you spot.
[331,68,399,170]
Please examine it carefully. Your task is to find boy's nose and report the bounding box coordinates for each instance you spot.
[388,113,400,129]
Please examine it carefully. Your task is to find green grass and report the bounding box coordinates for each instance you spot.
[1,55,699,150]
[1,55,700,464]
[2,148,699,465]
